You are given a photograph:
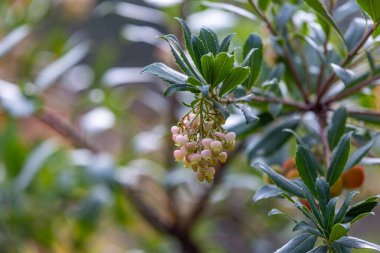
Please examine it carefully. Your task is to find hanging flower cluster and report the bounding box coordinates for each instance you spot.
[171,102,236,182]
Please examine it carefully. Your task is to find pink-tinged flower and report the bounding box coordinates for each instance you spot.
[218,152,228,163]
[214,132,225,139]
[175,135,189,146]
[197,171,205,182]
[188,153,202,164]
[171,126,179,135]
[172,134,178,142]
[173,150,184,161]
[180,146,188,155]
[210,140,223,152]
[201,149,212,161]
[201,138,213,147]
[205,167,215,178]
[224,132,236,143]
[185,142,196,152]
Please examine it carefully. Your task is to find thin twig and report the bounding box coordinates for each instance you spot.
[347,109,380,118]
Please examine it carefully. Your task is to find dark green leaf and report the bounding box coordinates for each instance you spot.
[175,18,196,64]
[355,0,380,22]
[240,105,259,124]
[324,197,339,231]
[344,18,366,51]
[293,221,324,237]
[213,100,230,119]
[335,236,380,251]
[164,84,199,96]
[248,119,299,159]
[199,27,219,56]
[218,33,235,53]
[332,243,352,253]
[366,50,376,74]
[330,223,350,242]
[335,191,359,223]
[275,233,317,253]
[211,52,235,87]
[201,53,215,83]
[268,208,297,223]
[258,0,271,12]
[307,245,328,253]
[343,197,379,223]
[191,35,207,71]
[253,162,304,198]
[296,145,319,197]
[344,136,377,172]
[219,66,250,96]
[331,65,355,86]
[301,184,324,226]
[141,63,187,85]
[242,33,263,89]
[327,107,348,149]
[316,178,330,214]
[350,212,374,224]
[253,184,283,202]
[326,132,352,186]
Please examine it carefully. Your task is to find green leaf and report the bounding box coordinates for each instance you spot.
[242,33,263,89]
[201,53,215,83]
[187,76,203,86]
[324,197,339,231]
[293,221,324,237]
[218,33,235,53]
[331,64,355,86]
[141,63,187,85]
[330,223,350,243]
[240,105,259,124]
[199,27,219,56]
[326,132,352,186]
[253,184,283,202]
[335,191,359,223]
[344,136,377,172]
[219,67,250,96]
[268,208,297,223]
[175,18,196,64]
[201,1,257,21]
[335,236,380,251]
[350,212,374,224]
[327,107,348,149]
[332,243,352,253]
[295,145,319,197]
[301,184,324,226]
[343,197,379,223]
[275,233,317,253]
[307,246,328,253]
[258,0,271,12]
[212,100,230,119]
[211,52,235,87]
[164,84,199,96]
[344,18,367,51]
[191,35,207,71]
[316,178,330,214]
[253,162,304,198]
[304,0,346,48]
[355,0,380,22]
[248,119,299,159]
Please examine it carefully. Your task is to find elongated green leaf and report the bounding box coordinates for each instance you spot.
[199,27,219,56]
[248,119,299,160]
[331,64,355,86]
[293,221,323,237]
[307,246,328,253]
[296,145,319,197]
[335,191,359,223]
[141,63,187,85]
[316,178,330,214]
[324,197,339,231]
[201,53,215,83]
[335,236,380,251]
[356,0,380,22]
[343,198,379,223]
[330,223,350,243]
[344,18,366,51]
[275,233,317,253]
[164,84,199,96]
[326,132,352,186]
[253,184,283,202]
[242,33,263,89]
[350,212,374,224]
[304,0,346,47]
[327,107,347,149]
[201,1,257,20]
[268,208,297,223]
[175,18,196,63]
[332,243,353,253]
[212,100,230,119]
[211,52,234,87]
[344,136,377,172]
[219,67,250,96]
[191,35,207,71]
[218,33,235,53]
[253,162,304,197]
[301,184,324,226]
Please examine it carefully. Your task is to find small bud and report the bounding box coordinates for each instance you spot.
[172,134,178,142]
[171,126,179,135]
[183,157,191,168]
[188,153,202,164]
[197,171,205,182]
[175,135,189,147]
[210,141,223,152]
[201,149,213,161]
[185,142,196,152]
[224,132,236,143]
[214,132,225,139]
[205,167,215,179]
[218,152,228,163]
[180,146,188,155]
[201,138,213,147]
[173,150,184,161]
[183,119,190,125]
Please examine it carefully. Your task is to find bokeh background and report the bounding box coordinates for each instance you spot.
[0,0,379,252]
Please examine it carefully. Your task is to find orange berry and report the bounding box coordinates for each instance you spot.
[283,157,296,173]
[299,199,311,211]
[330,177,344,197]
[285,169,299,179]
[342,165,365,189]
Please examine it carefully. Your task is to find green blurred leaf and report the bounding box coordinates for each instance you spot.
[275,233,317,253]
[334,236,380,251]
[330,64,355,86]
[218,33,235,53]
[344,136,377,172]
[201,1,257,20]
[253,184,283,202]
[355,0,380,22]
[199,27,219,56]
[141,63,187,85]
[327,107,347,149]
[329,223,350,243]
[242,33,263,89]
[219,67,250,96]
[211,52,234,87]
[295,145,319,197]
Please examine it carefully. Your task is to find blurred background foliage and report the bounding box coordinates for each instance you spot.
[0,0,379,252]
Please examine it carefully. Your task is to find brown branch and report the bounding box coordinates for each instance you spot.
[347,109,380,118]
[324,74,380,103]
[317,22,380,101]
[36,110,99,153]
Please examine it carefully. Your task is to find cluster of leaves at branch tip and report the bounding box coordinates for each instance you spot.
[142,19,262,181]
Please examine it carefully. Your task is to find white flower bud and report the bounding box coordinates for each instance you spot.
[175,135,189,146]
[173,150,184,161]
[205,167,215,179]
[188,153,202,164]
[224,132,236,143]
[201,149,212,161]
[214,132,225,139]
[180,146,188,155]
[171,126,179,135]
[201,138,213,147]
[185,142,196,152]
[218,152,228,163]
[210,141,223,152]
[172,134,178,142]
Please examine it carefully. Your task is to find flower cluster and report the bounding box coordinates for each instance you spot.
[171,108,236,182]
